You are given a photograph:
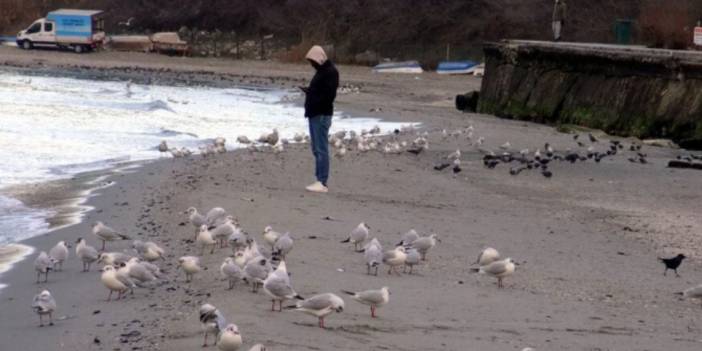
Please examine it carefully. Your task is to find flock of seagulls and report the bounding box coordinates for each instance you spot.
[28,194,522,350]
[22,122,702,351]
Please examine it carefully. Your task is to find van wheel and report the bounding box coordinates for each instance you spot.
[74,45,84,53]
[22,40,33,50]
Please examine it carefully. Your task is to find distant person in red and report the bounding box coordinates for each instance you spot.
[300,45,339,193]
[552,0,567,41]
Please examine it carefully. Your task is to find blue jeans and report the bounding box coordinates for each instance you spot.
[308,115,332,186]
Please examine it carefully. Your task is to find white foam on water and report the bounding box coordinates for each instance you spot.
[0,71,415,245]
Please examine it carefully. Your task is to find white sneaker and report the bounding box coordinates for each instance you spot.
[305,181,328,193]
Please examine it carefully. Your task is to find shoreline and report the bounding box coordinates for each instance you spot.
[1,49,702,350]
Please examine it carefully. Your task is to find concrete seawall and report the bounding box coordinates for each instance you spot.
[478,40,702,149]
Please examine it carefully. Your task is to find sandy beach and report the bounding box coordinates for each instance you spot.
[1,47,702,351]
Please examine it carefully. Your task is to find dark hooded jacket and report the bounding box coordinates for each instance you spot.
[304,60,339,118]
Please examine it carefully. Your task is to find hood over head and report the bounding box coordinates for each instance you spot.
[305,45,328,66]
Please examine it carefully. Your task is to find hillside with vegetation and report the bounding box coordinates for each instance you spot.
[1,0,701,63]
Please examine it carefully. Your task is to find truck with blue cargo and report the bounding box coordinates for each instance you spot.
[16,9,105,53]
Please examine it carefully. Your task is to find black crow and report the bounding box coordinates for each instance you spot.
[659,254,686,277]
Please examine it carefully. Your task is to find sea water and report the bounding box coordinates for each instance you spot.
[0,71,411,245]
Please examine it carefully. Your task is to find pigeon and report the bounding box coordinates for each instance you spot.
[659,254,686,277]
[75,238,99,272]
[178,256,201,282]
[34,251,55,283]
[200,304,227,347]
[341,287,390,318]
[48,241,70,271]
[341,222,369,251]
[286,293,345,329]
[473,258,516,288]
[217,323,243,351]
[31,290,57,327]
[92,221,129,250]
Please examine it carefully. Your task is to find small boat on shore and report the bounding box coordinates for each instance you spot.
[372,61,423,74]
[436,60,479,75]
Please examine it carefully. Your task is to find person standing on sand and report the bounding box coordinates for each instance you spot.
[300,45,339,193]
[552,0,566,41]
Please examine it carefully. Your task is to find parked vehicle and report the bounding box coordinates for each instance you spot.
[16,9,105,53]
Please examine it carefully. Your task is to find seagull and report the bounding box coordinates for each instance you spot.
[200,303,227,347]
[178,256,201,282]
[243,256,272,293]
[197,225,217,255]
[211,216,240,248]
[263,261,304,311]
[120,258,158,287]
[273,232,294,259]
[217,323,243,351]
[446,149,461,160]
[341,222,369,251]
[75,238,99,272]
[132,240,165,261]
[185,207,206,234]
[158,140,168,155]
[473,258,516,288]
[341,287,390,318]
[92,221,129,250]
[363,238,383,276]
[32,290,56,327]
[676,285,702,308]
[237,135,252,144]
[220,257,243,290]
[476,247,500,266]
[97,252,132,266]
[286,293,345,329]
[500,142,511,150]
[383,246,407,275]
[48,241,70,271]
[228,230,249,253]
[397,229,419,247]
[404,248,421,274]
[205,207,229,229]
[262,225,281,248]
[34,251,55,283]
[659,254,686,277]
[410,233,440,260]
[101,265,134,300]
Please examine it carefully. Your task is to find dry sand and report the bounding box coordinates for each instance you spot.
[1,47,702,351]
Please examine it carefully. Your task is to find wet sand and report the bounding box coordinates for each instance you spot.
[1,48,702,350]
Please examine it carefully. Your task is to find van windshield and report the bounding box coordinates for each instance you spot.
[26,23,41,34]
